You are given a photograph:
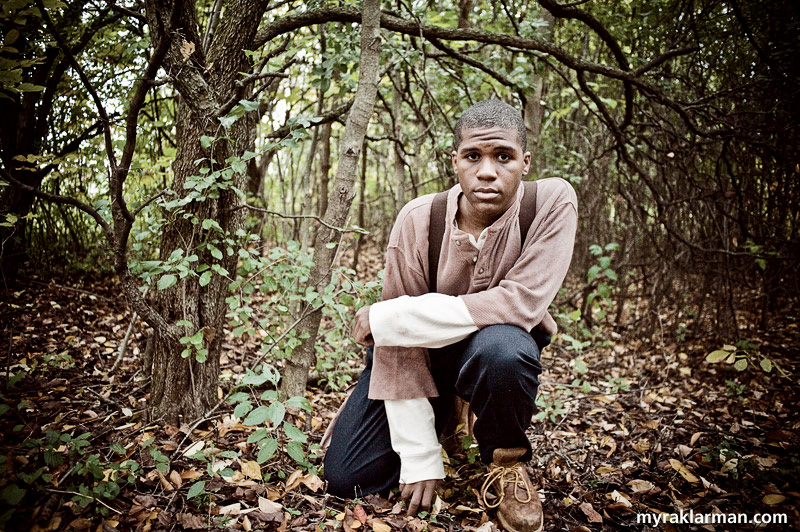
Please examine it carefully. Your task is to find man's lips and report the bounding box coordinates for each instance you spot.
[472,189,501,200]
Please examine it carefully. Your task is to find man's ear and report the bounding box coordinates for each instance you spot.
[451,150,458,172]
[523,151,531,175]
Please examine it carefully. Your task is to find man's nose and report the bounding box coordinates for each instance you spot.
[476,156,497,179]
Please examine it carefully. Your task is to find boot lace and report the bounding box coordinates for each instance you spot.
[480,462,532,509]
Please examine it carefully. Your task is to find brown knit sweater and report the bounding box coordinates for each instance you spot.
[368,177,578,400]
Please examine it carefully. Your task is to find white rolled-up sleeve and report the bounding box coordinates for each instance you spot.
[384,398,445,484]
[369,293,477,348]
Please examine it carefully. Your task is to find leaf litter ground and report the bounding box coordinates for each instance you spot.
[1,268,799,531]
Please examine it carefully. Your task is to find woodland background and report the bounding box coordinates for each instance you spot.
[0,0,798,530]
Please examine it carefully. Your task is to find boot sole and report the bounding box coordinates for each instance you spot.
[497,511,544,532]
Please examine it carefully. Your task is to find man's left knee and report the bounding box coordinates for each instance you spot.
[466,324,542,377]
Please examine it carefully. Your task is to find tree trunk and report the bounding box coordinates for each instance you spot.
[523,8,554,176]
[144,0,269,424]
[281,0,383,398]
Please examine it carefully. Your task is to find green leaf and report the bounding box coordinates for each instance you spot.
[286,441,306,464]
[257,438,278,464]
[200,135,214,148]
[187,480,206,499]
[210,246,223,260]
[199,270,212,287]
[1,484,26,505]
[705,350,729,363]
[325,242,337,249]
[286,396,312,413]
[234,401,253,419]
[228,392,249,404]
[238,99,259,112]
[243,405,270,426]
[282,421,307,443]
[573,359,588,374]
[158,274,177,290]
[734,358,748,371]
[268,402,286,426]
[247,429,267,444]
[759,358,773,372]
[219,114,240,128]
[604,268,618,282]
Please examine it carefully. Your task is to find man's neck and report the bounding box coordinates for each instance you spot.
[456,194,495,240]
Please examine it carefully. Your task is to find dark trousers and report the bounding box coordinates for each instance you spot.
[324,324,548,499]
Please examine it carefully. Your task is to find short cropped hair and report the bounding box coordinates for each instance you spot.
[454,99,527,151]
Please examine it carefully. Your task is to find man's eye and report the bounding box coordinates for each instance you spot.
[466,153,480,161]
[497,153,511,162]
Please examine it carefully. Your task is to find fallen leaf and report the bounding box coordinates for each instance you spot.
[354,505,368,524]
[370,518,391,532]
[690,431,703,446]
[182,440,205,457]
[169,470,183,489]
[218,502,241,516]
[763,494,786,505]
[180,469,203,480]
[608,490,632,507]
[628,479,655,493]
[579,502,602,523]
[259,497,283,513]
[669,458,699,483]
[241,460,262,481]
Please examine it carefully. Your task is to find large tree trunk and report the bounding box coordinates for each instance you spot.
[281,0,383,398]
[145,0,269,424]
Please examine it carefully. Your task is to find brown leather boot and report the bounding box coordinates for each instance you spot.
[480,448,543,532]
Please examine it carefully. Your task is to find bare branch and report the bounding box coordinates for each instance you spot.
[36,0,118,169]
[233,204,369,234]
[0,166,112,239]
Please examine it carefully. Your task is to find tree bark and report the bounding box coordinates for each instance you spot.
[523,8,554,176]
[144,0,270,424]
[281,0,382,399]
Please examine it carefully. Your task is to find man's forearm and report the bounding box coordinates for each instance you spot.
[384,398,445,484]
[369,293,478,348]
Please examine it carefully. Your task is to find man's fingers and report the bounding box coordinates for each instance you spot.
[422,482,437,510]
[407,486,422,516]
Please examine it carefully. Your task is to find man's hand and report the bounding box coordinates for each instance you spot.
[352,305,374,346]
[400,479,441,516]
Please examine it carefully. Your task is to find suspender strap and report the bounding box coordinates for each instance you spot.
[427,180,539,292]
[519,180,539,245]
[428,191,449,293]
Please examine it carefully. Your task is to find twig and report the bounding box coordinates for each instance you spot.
[235,204,369,234]
[84,386,126,409]
[46,488,122,514]
[27,279,113,302]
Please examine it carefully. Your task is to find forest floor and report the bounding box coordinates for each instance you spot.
[1,265,799,532]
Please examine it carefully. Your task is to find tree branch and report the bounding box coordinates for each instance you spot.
[0,166,112,239]
[36,0,118,169]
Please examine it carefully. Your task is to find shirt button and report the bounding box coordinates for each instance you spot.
[478,268,485,274]
[456,241,461,246]
[473,256,478,263]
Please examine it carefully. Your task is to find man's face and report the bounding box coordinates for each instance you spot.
[452,126,531,226]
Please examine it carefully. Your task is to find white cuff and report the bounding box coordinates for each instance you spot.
[369,293,478,348]
[384,399,445,484]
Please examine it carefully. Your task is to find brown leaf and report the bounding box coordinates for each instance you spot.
[370,518,392,532]
[177,513,206,530]
[579,502,602,523]
[179,40,195,61]
[763,494,786,505]
[241,460,262,481]
[258,496,283,514]
[285,469,304,491]
[669,458,699,483]
[354,504,368,524]
[169,470,183,489]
